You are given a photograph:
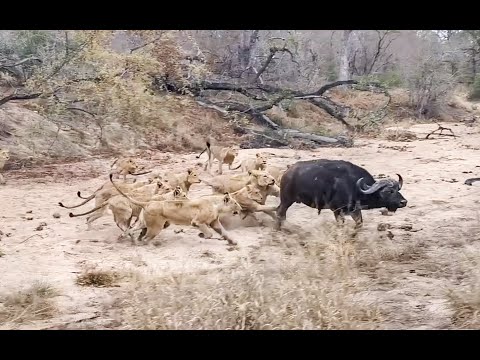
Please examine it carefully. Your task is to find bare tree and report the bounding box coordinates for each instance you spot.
[338,30,353,82]
[349,30,399,76]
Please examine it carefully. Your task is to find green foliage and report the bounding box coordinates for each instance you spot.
[326,61,337,82]
[468,75,480,101]
[357,72,402,89]
[13,30,54,58]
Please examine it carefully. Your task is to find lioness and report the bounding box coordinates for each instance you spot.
[196,141,240,175]
[76,178,149,200]
[110,157,152,181]
[265,165,287,187]
[0,149,10,185]
[202,169,277,196]
[165,168,201,193]
[63,179,171,230]
[232,152,268,172]
[69,186,186,235]
[202,184,275,220]
[109,174,242,245]
[151,186,189,202]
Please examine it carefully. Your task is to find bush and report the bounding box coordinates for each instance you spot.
[468,75,480,101]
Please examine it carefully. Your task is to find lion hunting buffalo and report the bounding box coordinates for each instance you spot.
[275,159,407,229]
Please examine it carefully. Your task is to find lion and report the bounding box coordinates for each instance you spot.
[196,140,240,175]
[165,168,201,193]
[76,178,149,200]
[110,157,151,181]
[150,186,189,202]
[201,169,278,197]
[232,152,268,172]
[63,178,172,230]
[109,174,242,245]
[0,149,10,185]
[265,165,287,187]
[202,184,275,221]
[68,186,186,236]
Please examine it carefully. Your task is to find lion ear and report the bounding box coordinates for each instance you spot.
[223,192,230,203]
[187,169,192,174]
[248,170,252,176]
[256,153,260,157]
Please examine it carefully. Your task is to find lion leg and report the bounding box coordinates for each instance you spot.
[0,173,5,185]
[211,219,237,245]
[113,208,133,232]
[85,207,107,230]
[217,160,223,175]
[257,205,278,220]
[193,221,214,239]
[207,154,213,173]
[142,219,166,244]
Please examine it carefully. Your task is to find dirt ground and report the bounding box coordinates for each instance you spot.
[1,121,480,329]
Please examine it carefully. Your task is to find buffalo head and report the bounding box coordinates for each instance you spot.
[356,174,407,212]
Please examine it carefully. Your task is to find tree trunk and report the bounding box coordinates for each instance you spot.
[338,30,353,83]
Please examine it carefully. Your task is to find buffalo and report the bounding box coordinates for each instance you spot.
[275,159,407,229]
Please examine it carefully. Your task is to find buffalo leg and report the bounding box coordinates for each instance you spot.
[350,209,363,228]
[275,200,294,230]
[333,209,346,224]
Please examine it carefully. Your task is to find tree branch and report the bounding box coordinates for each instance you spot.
[1,57,42,68]
[0,92,42,107]
[255,46,298,82]
[66,107,97,117]
[130,32,166,53]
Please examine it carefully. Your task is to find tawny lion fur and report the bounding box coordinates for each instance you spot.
[109,174,242,245]
[65,179,172,230]
[232,152,268,172]
[196,141,240,175]
[201,169,279,198]
[165,168,201,193]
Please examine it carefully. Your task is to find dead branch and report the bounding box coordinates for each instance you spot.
[255,46,298,82]
[47,123,62,154]
[66,107,97,117]
[0,92,42,107]
[157,76,386,145]
[307,97,354,130]
[425,124,456,139]
[130,32,166,53]
[0,57,42,68]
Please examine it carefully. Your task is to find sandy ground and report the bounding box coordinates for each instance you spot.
[1,121,480,329]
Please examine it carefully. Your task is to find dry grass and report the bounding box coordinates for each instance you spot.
[76,269,120,288]
[265,102,345,136]
[0,281,58,325]
[114,224,384,330]
[384,129,418,142]
[446,250,480,328]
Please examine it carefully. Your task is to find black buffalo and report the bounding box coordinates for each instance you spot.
[275,159,407,229]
